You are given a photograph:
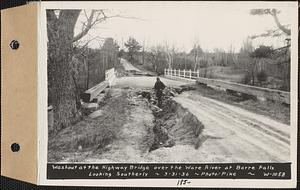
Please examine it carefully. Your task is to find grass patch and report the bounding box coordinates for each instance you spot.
[48,89,130,162]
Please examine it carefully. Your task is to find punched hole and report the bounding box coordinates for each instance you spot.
[10,40,20,50]
[11,143,20,152]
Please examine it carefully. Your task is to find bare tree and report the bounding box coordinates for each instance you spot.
[150,45,166,73]
[190,43,203,71]
[142,38,146,65]
[228,44,239,68]
[163,41,175,69]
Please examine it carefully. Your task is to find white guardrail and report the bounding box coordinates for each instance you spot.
[105,68,116,86]
[165,68,199,79]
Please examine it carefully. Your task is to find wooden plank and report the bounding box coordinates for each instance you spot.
[197,77,290,104]
[82,81,109,103]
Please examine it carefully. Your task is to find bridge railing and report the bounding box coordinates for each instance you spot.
[82,67,116,103]
[165,68,199,79]
[197,77,290,104]
[105,68,116,86]
[164,68,290,104]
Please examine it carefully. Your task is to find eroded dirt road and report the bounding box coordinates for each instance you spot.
[112,60,290,162]
[85,75,290,163]
[82,77,193,163]
[81,61,290,163]
[174,91,290,162]
[50,60,290,163]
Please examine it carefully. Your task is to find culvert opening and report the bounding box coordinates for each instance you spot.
[136,86,205,152]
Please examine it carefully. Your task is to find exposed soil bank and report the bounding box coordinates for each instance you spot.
[136,88,205,152]
[150,99,204,151]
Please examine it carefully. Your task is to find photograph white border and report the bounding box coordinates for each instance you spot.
[37,1,298,188]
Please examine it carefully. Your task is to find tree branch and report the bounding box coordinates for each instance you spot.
[72,9,146,44]
[271,10,291,35]
[72,9,127,43]
[80,36,105,49]
[72,10,96,42]
[250,8,291,36]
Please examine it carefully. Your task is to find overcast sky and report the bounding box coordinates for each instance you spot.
[71,1,295,52]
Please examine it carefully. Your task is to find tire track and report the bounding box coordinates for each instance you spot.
[175,92,290,162]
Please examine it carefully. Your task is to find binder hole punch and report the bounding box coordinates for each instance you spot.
[11,143,20,152]
[10,40,20,50]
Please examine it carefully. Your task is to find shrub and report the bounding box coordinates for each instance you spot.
[257,70,268,83]
[242,73,252,84]
[250,45,273,58]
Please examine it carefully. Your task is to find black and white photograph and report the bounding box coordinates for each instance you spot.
[42,1,297,187]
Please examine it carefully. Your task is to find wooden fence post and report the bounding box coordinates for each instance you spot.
[183,69,185,78]
[189,69,192,79]
[197,70,199,78]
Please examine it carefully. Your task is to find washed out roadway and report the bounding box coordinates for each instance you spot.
[88,60,290,163]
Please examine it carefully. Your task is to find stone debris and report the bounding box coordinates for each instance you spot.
[82,102,99,110]
[81,102,99,116]
[96,93,106,104]
[133,84,202,152]
[89,110,104,119]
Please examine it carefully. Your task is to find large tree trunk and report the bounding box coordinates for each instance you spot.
[47,10,81,133]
